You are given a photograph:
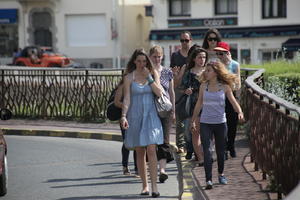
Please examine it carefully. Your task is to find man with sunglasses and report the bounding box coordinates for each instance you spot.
[214,41,241,159]
[170,31,192,154]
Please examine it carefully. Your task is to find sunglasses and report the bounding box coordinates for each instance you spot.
[207,37,218,42]
[216,52,228,56]
[180,39,190,43]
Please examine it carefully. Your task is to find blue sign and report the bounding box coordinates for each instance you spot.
[0,9,18,24]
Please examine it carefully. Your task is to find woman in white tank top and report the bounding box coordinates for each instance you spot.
[190,61,244,190]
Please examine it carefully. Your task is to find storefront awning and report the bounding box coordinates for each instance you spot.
[282,38,300,51]
[0,9,18,24]
[149,24,300,40]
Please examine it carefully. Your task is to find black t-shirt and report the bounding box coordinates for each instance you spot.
[170,50,188,102]
[170,50,187,68]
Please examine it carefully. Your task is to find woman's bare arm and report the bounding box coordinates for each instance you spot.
[114,84,123,108]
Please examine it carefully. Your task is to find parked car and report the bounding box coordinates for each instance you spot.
[0,108,12,197]
[13,46,72,68]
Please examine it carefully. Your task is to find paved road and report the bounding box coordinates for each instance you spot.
[3,135,179,200]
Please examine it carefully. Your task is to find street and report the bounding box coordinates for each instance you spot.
[3,135,179,200]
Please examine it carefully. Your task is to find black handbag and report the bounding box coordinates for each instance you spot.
[106,87,122,121]
[175,94,191,119]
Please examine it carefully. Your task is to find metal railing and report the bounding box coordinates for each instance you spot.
[0,66,123,121]
[242,68,300,198]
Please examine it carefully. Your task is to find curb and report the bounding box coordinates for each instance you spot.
[1,128,123,142]
[179,154,207,200]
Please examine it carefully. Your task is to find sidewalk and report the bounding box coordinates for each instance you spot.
[0,119,271,200]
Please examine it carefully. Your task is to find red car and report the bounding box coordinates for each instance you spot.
[13,46,72,68]
[0,108,10,196]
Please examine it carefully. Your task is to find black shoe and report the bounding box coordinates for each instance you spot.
[185,152,193,160]
[230,149,236,158]
[152,192,160,198]
[140,191,149,195]
[159,173,168,183]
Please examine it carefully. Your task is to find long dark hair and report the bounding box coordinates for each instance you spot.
[186,47,208,71]
[125,49,153,75]
[202,28,222,49]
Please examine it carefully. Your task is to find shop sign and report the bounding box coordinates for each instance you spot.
[168,17,237,28]
[0,9,18,24]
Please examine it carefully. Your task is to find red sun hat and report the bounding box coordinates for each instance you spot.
[214,41,230,52]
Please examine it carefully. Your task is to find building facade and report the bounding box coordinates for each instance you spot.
[0,0,151,68]
[149,0,300,65]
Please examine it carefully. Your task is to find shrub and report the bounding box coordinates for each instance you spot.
[243,61,300,106]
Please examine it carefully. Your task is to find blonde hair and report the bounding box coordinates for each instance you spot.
[203,61,237,90]
[149,45,163,56]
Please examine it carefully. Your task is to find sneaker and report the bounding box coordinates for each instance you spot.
[218,175,228,184]
[123,167,130,175]
[206,180,213,189]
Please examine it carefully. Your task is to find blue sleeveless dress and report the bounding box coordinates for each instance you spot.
[124,81,163,148]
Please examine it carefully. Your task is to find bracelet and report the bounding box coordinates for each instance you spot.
[147,75,154,85]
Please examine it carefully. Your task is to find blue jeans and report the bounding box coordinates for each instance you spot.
[200,123,227,182]
[121,127,137,170]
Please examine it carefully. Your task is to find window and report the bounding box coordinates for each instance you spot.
[215,0,237,15]
[34,28,52,47]
[262,0,286,18]
[66,14,107,47]
[169,0,191,17]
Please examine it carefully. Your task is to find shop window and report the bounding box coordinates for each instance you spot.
[262,0,286,18]
[0,25,18,57]
[231,48,238,61]
[169,0,191,17]
[215,0,237,15]
[241,49,251,64]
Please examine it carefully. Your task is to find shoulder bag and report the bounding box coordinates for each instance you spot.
[154,89,172,118]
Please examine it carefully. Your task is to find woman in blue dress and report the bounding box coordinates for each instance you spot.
[121,49,163,198]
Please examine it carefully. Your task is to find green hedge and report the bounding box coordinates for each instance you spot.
[242,61,300,106]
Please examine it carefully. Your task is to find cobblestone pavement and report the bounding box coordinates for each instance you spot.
[191,134,270,200]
